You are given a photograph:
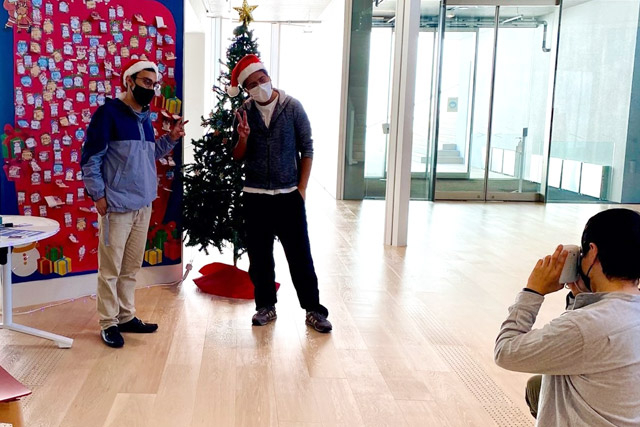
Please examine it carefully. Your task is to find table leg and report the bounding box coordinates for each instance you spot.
[1,247,73,349]
[5,323,73,349]
[1,246,12,326]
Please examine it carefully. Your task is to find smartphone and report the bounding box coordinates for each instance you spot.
[559,244,581,284]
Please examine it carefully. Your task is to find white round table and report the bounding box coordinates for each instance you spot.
[0,215,72,348]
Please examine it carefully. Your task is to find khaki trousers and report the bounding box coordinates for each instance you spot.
[97,205,152,330]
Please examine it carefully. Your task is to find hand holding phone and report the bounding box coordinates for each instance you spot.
[559,244,581,284]
[527,245,568,295]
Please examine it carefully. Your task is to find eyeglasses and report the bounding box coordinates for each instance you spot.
[136,77,160,91]
[244,75,270,91]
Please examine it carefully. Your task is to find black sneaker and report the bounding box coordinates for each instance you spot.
[101,326,124,348]
[118,317,158,333]
[306,311,332,333]
[252,306,277,326]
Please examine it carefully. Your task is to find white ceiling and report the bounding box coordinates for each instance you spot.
[204,0,595,22]
[204,0,334,21]
[374,0,592,19]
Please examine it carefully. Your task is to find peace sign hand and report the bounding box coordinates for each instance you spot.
[235,110,250,139]
[169,118,189,141]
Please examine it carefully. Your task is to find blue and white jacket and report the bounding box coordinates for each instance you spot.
[81,98,177,213]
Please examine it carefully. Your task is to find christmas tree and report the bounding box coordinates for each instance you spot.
[182,1,260,266]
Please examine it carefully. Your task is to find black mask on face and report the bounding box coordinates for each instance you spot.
[132,83,155,107]
[578,247,596,291]
[578,263,593,291]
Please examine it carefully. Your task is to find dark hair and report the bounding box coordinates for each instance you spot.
[131,68,157,81]
[581,208,640,280]
[241,69,269,88]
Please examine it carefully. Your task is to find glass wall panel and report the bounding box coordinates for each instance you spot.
[549,0,640,202]
[343,0,383,199]
[409,30,436,200]
[486,6,558,198]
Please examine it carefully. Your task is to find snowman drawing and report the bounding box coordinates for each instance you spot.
[11,242,40,277]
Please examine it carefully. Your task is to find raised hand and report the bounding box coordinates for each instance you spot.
[169,118,189,141]
[526,245,568,296]
[235,110,250,139]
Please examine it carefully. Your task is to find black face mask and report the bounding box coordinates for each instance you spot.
[578,248,596,291]
[578,263,592,291]
[132,83,155,107]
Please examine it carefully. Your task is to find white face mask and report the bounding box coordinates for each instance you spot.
[248,81,273,103]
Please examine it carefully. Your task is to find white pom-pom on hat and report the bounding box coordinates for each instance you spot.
[226,85,240,97]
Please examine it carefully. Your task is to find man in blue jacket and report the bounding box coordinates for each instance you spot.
[229,54,332,333]
[81,59,186,348]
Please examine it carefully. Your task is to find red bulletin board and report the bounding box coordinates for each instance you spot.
[1,0,183,282]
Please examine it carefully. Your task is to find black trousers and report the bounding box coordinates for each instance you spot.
[243,191,327,315]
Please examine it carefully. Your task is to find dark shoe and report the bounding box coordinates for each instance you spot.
[252,306,277,326]
[306,311,332,333]
[118,317,158,333]
[101,326,124,348]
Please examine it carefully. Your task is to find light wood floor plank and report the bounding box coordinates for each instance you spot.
[235,348,279,427]
[190,346,237,426]
[311,378,363,425]
[103,393,156,427]
[147,364,200,427]
[271,349,323,423]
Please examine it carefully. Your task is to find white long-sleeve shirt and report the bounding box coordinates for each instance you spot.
[495,290,640,426]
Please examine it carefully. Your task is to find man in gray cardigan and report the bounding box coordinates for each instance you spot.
[229,54,331,333]
[495,208,640,426]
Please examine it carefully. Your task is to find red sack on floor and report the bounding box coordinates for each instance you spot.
[194,262,280,300]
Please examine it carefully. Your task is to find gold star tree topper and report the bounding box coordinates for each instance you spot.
[234,0,258,26]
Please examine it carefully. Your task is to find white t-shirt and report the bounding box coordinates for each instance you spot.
[255,95,278,128]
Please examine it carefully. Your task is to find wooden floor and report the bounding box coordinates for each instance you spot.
[0,184,620,427]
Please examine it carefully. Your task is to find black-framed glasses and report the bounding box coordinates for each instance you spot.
[244,75,270,91]
[136,76,160,91]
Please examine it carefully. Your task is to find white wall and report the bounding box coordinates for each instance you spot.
[184,32,206,165]
[551,0,640,202]
[183,0,210,165]
[10,265,182,308]
[309,0,345,198]
[279,0,346,198]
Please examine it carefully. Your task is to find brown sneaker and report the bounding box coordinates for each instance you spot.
[306,311,332,333]
[252,306,277,326]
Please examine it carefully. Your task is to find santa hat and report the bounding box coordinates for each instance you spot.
[121,59,159,89]
[227,54,266,97]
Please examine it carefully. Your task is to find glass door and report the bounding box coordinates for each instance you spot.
[431,0,561,201]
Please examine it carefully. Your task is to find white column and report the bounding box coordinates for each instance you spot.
[212,17,222,104]
[270,23,281,88]
[336,0,354,200]
[384,0,420,246]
